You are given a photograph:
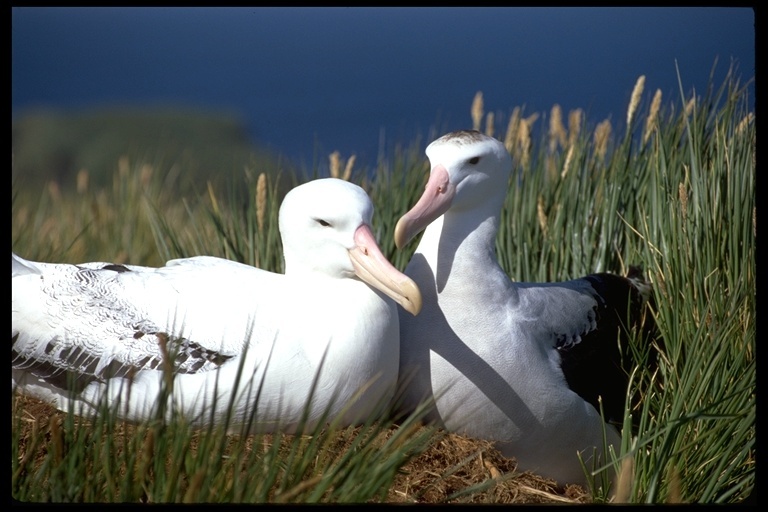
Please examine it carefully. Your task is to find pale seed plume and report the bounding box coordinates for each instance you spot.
[684,96,696,118]
[666,465,682,503]
[736,113,754,135]
[643,88,662,145]
[518,119,531,168]
[329,152,355,181]
[627,75,646,127]
[207,181,221,216]
[504,107,521,154]
[342,154,356,181]
[548,104,567,152]
[614,455,634,503]
[471,91,484,131]
[679,182,688,222]
[256,172,267,234]
[329,151,341,179]
[568,109,583,147]
[517,113,539,169]
[485,112,495,137]
[545,154,558,182]
[593,120,612,161]
[561,144,575,179]
[537,195,548,236]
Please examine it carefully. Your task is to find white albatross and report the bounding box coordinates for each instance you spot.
[393,130,656,488]
[12,178,422,433]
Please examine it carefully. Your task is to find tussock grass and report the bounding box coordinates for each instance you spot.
[12,64,754,503]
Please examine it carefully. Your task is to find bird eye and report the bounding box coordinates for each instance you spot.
[468,156,481,165]
[315,218,332,227]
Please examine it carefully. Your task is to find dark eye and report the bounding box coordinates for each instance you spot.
[315,218,332,227]
[468,156,480,165]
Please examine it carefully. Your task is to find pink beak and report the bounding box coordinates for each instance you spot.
[348,224,422,316]
[394,164,455,249]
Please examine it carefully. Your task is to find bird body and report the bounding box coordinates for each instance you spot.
[13,178,422,434]
[394,130,652,486]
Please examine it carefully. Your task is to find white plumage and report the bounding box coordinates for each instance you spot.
[13,178,422,434]
[394,130,654,487]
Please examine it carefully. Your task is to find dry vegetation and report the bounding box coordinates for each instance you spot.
[13,395,592,504]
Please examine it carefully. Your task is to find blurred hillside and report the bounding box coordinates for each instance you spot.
[11,107,295,195]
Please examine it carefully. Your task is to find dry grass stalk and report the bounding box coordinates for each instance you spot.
[274,474,325,502]
[342,154,356,181]
[256,172,267,234]
[485,112,495,137]
[679,181,688,222]
[666,465,682,503]
[593,120,612,161]
[613,455,634,503]
[207,181,221,216]
[561,145,575,179]
[537,195,548,236]
[138,428,156,487]
[183,468,207,503]
[627,75,646,128]
[736,113,754,135]
[643,89,662,144]
[568,109,583,147]
[684,96,696,118]
[545,154,557,182]
[548,104,567,152]
[504,107,521,154]
[14,396,594,504]
[517,113,539,169]
[329,152,355,181]
[329,151,341,179]
[49,414,64,465]
[471,91,484,131]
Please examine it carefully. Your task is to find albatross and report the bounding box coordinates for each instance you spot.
[393,130,656,487]
[12,178,422,434]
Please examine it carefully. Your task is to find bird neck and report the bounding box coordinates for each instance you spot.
[417,209,502,292]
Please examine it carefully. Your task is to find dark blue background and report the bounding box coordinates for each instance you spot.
[12,7,756,169]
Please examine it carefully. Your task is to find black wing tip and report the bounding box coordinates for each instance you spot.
[560,266,664,429]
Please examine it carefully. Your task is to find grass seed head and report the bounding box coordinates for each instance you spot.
[549,104,567,152]
[627,75,646,127]
[593,120,612,161]
[472,91,484,131]
[504,107,521,154]
[256,172,267,233]
[485,112,495,137]
[643,89,662,145]
[342,154,356,181]
[568,109,583,147]
[329,151,341,179]
[561,145,575,179]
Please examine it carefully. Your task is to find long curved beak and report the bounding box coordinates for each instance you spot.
[394,164,455,249]
[348,224,422,316]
